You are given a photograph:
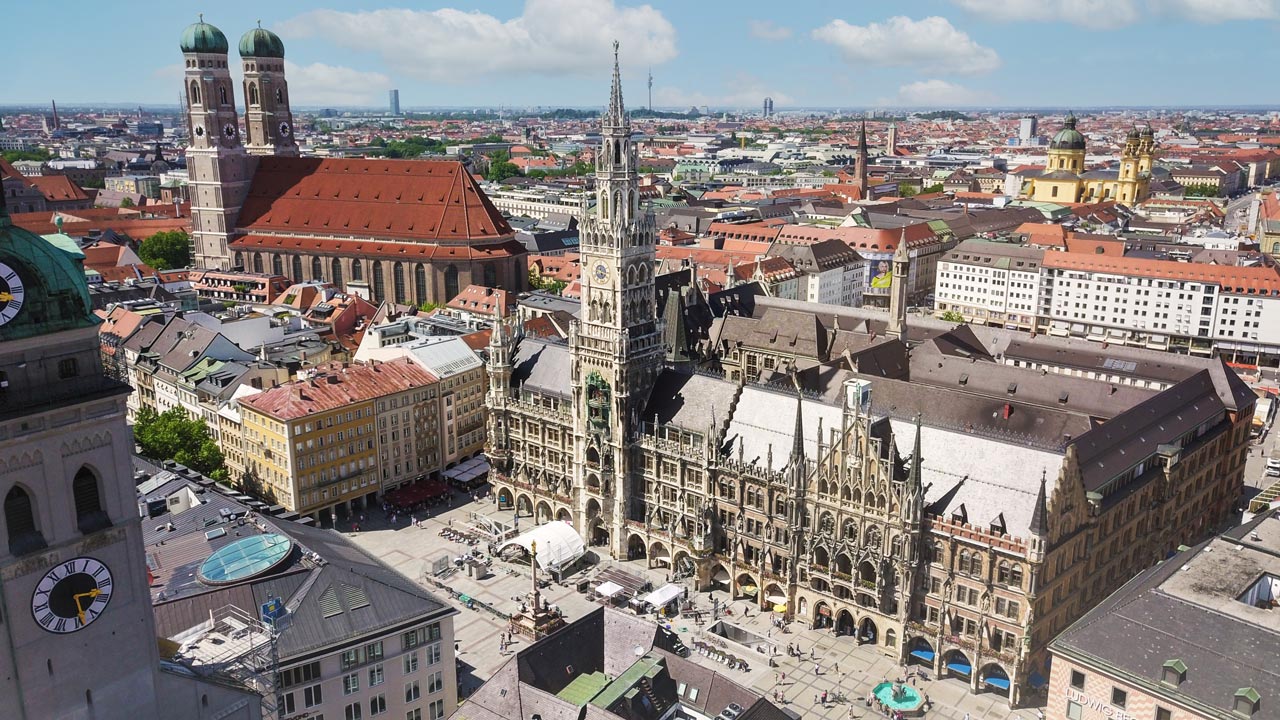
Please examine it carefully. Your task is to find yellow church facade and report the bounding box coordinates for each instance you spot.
[1026,115,1154,204]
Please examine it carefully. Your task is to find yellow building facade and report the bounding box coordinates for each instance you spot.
[1027,116,1154,204]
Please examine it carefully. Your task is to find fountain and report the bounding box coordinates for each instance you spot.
[872,681,926,716]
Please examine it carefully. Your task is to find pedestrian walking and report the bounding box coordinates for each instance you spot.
[834,662,839,673]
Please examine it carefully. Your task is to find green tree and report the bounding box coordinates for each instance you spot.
[81,177,105,189]
[2,149,52,163]
[119,197,135,208]
[940,310,966,323]
[485,151,521,182]
[418,301,443,312]
[898,182,920,197]
[920,183,945,194]
[138,229,191,270]
[1183,182,1221,198]
[133,407,227,481]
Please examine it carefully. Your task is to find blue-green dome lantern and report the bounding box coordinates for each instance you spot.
[239,22,285,59]
[1050,114,1086,151]
[180,15,229,54]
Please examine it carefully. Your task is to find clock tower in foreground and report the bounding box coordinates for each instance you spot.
[0,183,256,718]
[569,42,664,559]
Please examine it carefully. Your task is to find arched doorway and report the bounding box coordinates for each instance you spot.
[836,609,855,636]
[858,617,878,644]
[884,628,896,650]
[711,564,730,590]
[735,573,757,601]
[555,507,572,523]
[627,534,646,561]
[535,501,552,524]
[673,551,693,580]
[908,637,935,666]
[516,494,532,518]
[980,664,1011,696]
[497,488,513,510]
[650,542,671,568]
[589,517,608,547]
[763,583,786,609]
[813,601,832,629]
[943,649,972,681]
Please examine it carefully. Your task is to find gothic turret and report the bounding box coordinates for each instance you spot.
[886,228,909,340]
[485,308,515,470]
[904,414,924,526]
[1028,470,1050,564]
[240,22,298,157]
[182,14,251,270]
[853,120,869,191]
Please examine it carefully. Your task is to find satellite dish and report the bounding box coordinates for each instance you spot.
[634,645,645,656]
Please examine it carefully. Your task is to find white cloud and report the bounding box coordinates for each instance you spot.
[950,0,1140,28]
[285,62,392,106]
[877,79,992,107]
[812,16,1000,75]
[749,20,793,41]
[1161,0,1279,22]
[654,76,793,109]
[280,0,677,83]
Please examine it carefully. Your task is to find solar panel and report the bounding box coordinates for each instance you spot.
[1102,358,1137,373]
[198,533,293,585]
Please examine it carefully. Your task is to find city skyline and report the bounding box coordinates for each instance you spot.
[6,0,1280,109]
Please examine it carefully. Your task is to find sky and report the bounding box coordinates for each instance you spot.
[6,0,1280,110]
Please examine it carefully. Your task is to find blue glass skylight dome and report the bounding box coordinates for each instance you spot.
[199,533,294,585]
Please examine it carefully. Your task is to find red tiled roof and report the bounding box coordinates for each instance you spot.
[236,156,513,243]
[29,175,89,202]
[231,234,527,261]
[8,210,190,238]
[1042,252,1280,294]
[240,358,438,420]
[446,284,513,316]
[773,223,937,252]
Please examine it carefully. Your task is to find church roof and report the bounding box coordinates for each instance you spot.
[0,189,98,342]
[239,25,285,58]
[235,157,513,244]
[179,18,229,54]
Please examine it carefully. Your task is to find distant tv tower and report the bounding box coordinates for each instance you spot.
[648,67,653,112]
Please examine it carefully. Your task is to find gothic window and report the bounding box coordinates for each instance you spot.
[5,485,45,556]
[393,262,406,304]
[73,467,110,535]
[613,140,621,166]
[1010,564,1024,588]
[249,83,259,107]
[483,263,497,289]
[190,81,201,105]
[312,256,323,281]
[276,88,284,104]
[291,255,303,283]
[219,86,228,106]
[371,261,385,300]
[444,265,460,302]
[332,258,344,288]
[415,265,427,301]
[272,254,284,276]
[352,259,364,282]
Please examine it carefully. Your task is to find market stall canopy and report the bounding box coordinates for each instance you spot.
[498,521,585,570]
[595,581,624,598]
[642,583,683,608]
[444,455,492,485]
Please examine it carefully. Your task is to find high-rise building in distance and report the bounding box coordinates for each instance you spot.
[389,88,400,115]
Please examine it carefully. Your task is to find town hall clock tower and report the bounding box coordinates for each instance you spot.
[569,43,665,558]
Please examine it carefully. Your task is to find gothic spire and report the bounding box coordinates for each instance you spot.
[857,120,868,154]
[908,413,923,488]
[605,40,627,129]
[894,225,909,262]
[789,390,805,464]
[1030,469,1050,536]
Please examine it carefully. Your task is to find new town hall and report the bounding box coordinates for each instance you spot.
[486,54,1255,705]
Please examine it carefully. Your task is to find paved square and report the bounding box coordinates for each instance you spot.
[344,495,1049,719]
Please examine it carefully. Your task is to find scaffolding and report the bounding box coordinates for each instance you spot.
[171,604,283,719]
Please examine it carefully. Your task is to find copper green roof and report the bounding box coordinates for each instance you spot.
[557,671,611,706]
[239,24,285,58]
[0,194,97,342]
[1050,114,1086,151]
[180,17,229,54]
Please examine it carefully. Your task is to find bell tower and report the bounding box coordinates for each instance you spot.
[240,23,299,157]
[570,42,664,558]
[182,15,252,270]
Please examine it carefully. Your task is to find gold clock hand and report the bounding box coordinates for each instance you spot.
[73,589,101,624]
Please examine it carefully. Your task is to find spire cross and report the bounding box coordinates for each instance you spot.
[198,13,203,22]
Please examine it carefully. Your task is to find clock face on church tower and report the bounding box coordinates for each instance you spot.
[0,261,27,326]
[593,262,609,283]
[31,557,114,634]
